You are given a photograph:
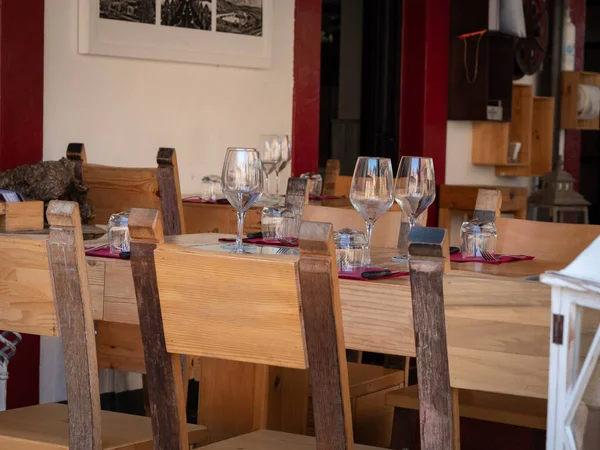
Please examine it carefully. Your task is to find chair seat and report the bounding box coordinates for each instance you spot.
[0,402,207,449]
[386,385,547,430]
[203,430,384,449]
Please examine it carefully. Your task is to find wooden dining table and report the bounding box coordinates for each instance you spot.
[83,232,564,403]
[78,230,600,445]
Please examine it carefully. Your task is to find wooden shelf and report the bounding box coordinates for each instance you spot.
[472,84,555,177]
[561,71,600,130]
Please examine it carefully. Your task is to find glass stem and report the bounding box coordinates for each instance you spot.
[236,211,245,253]
[365,222,374,266]
[265,173,271,196]
[275,170,280,197]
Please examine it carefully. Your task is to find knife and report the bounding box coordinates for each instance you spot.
[361,269,392,280]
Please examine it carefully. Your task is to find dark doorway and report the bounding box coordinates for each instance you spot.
[581,0,600,224]
[319,0,403,176]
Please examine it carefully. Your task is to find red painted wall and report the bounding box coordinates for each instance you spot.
[0,0,45,409]
[291,0,322,176]
[399,0,450,225]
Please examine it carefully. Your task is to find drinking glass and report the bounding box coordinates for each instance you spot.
[275,135,291,197]
[259,135,282,200]
[221,148,264,253]
[394,156,436,257]
[349,157,394,266]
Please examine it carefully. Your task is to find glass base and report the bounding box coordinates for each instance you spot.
[220,243,256,253]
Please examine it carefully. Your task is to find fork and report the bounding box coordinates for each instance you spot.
[480,250,500,262]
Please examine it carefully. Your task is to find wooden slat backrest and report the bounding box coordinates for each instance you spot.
[323,159,341,196]
[46,200,102,449]
[66,143,185,235]
[473,189,502,222]
[129,209,354,449]
[408,227,455,450]
[0,234,55,336]
[153,246,307,369]
[496,217,600,263]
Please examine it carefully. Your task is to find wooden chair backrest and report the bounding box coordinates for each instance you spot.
[408,227,455,449]
[302,204,427,249]
[0,201,102,448]
[496,217,600,263]
[67,143,185,235]
[323,159,353,197]
[129,209,353,449]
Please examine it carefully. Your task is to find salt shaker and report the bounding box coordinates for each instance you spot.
[108,211,130,254]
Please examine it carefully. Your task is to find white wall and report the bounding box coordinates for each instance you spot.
[444,77,539,244]
[44,0,295,195]
[41,0,295,403]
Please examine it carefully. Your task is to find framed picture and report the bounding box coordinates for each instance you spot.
[79,0,272,69]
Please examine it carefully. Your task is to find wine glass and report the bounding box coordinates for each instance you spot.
[349,157,394,266]
[394,156,436,257]
[221,148,264,253]
[258,135,282,201]
[275,135,291,197]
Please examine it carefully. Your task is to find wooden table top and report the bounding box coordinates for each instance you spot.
[83,232,568,400]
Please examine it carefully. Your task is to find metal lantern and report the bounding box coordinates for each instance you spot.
[528,163,590,223]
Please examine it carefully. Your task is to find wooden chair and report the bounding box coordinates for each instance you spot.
[323,159,353,197]
[67,143,188,377]
[0,201,206,449]
[388,190,574,448]
[437,184,527,243]
[128,209,384,449]
[66,143,185,235]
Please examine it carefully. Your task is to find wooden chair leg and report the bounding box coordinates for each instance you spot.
[391,407,418,450]
[452,388,461,450]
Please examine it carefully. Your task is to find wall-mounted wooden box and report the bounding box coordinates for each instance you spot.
[496,96,555,176]
[448,32,515,122]
[0,201,44,232]
[472,84,555,177]
[561,71,600,130]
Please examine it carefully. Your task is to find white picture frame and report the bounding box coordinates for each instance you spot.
[79,0,272,69]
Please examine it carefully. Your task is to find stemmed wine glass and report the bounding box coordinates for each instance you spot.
[275,135,291,197]
[394,156,436,258]
[221,148,264,253]
[258,135,282,201]
[349,157,394,266]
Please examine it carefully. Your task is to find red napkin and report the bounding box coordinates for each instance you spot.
[450,253,534,265]
[338,267,409,281]
[183,197,229,205]
[218,237,298,248]
[85,245,123,259]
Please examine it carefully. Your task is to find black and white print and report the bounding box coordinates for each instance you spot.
[100,0,156,24]
[161,0,213,30]
[216,0,263,36]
